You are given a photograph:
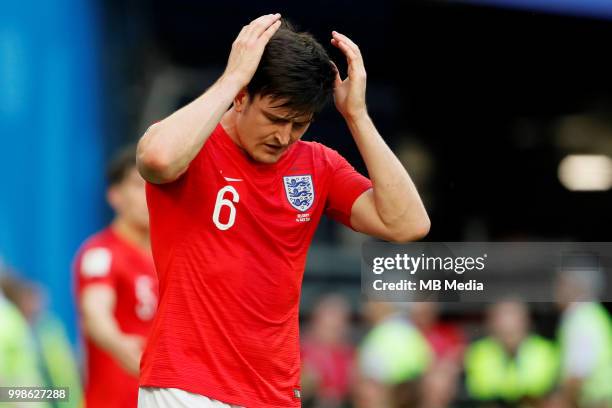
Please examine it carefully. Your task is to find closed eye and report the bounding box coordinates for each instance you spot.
[266,115,288,124]
[263,111,312,128]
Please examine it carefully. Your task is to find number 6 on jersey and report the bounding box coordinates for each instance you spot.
[213,185,240,230]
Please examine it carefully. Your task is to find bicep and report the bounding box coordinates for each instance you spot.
[349,189,396,241]
[349,188,430,242]
[136,123,190,184]
[80,284,116,326]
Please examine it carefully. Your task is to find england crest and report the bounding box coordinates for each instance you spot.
[283,175,315,212]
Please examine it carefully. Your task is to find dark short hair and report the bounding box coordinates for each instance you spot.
[246,19,336,117]
[0,273,38,305]
[106,144,137,187]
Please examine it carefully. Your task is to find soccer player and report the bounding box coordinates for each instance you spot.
[136,14,430,408]
[74,146,158,408]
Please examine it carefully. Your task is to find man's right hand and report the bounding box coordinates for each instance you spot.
[137,13,282,184]
[81,285,144,376]
[111,334,145,376]
[223,13,282,88]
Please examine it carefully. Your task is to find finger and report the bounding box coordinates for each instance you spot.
[332,38,359,63]
[234,24,250,43]
[332,31,359,53]
[258,19,282,43]
[330,60,343,88]
[240,14,276,40]
[332,31,362,59]
[332,37,366,79]
[247,13,281,41]
[234,15,278,48]
[133,335,146,346]
[248,13,280,28]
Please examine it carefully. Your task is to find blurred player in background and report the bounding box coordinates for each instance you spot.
[136,12,429,408]
[73,146,158,408]
[300,294,355,407]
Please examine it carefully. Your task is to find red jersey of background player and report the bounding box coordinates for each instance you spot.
[140,123,372,407]
[75,227,158,408]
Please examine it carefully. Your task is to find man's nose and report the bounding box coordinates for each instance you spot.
[275,122,292,146]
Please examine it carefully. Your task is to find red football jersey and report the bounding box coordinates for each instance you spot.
[74,227,158,408]
[140,124,372,407]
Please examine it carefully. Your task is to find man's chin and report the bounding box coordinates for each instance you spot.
[250,151,283,164]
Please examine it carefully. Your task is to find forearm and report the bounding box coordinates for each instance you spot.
[346,113,429,232]
[83,313,126,356]
[137,74,243,183]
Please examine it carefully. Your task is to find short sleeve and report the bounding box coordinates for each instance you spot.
[324,148,372,229]
[75,247,116,294]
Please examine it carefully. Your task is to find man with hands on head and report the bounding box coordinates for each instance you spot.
[137,13,430,408]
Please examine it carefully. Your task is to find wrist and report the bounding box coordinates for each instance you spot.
[218,72,248,96]
[106,332,128,355]
[344,110,370,126]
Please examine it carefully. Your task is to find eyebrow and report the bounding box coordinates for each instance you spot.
[262,110,312,123]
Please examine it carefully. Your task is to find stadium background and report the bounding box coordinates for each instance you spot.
[1,0,612,406]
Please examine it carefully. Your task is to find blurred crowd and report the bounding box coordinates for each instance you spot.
[0,271,81,408]
[2,266,611,408]
[299,293,612,408]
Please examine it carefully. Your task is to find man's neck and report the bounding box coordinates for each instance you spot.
[111,218,150,251]
[220,108,241,146]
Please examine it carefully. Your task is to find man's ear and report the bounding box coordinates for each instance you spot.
[106,186,120,212]
[234,88,250,113]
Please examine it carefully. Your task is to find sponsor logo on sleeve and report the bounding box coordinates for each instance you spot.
[81,248,112,277]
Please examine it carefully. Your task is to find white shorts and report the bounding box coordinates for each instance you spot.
[138,387,244,408]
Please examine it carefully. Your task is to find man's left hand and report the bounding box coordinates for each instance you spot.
[331,31,368,121]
